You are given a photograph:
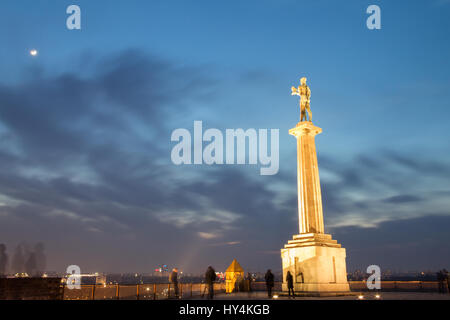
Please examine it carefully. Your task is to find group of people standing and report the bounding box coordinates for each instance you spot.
[169,265,217,299]
[169,267,293,300]
[264,269,295,299]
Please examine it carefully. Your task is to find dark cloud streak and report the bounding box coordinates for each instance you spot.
[0,50,449,273]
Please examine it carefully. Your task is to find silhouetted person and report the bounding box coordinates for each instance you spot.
[443,269,450,294]
[437,270,445,294]
[12,244,25,275]
[447,272,450,294]
[286,271,295,298]
[265,269,274,298]
[245,272,253,297]
[0,244,8,277]
[34,242,46,277]
[205,266,216,300]
[236,273,243,292]
[444,269,450,294]
[247,272,252,292]
[169,268,179,298]
[25,252,37,277]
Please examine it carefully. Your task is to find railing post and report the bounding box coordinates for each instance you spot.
[190,283,193,298]
[136,284,139,300]
[153,283,156,300]
[116,284,120,300]
[61,283,66,300]
[168,283,171,299]
[180,283,183,299]
[91,285,96,300]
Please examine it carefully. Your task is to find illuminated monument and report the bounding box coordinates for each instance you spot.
[281,78,350,293]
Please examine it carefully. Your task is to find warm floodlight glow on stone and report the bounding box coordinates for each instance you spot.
[281,77,350,293]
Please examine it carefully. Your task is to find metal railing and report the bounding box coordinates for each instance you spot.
[63,282,226,300]
[62,281,443,300]
[348,280,442,292]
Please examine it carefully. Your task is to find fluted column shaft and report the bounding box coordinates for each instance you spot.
[289,122,324,234]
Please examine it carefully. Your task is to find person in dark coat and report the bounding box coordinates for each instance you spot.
[447,271,450,294]
[437,270,445,294]
[205,266,216,299]
[286,271,295,298]
[169,268,179,298]
[264,269,274,298]
[246,272,253,292]
[246,272,253,297]
[443,269,450,294]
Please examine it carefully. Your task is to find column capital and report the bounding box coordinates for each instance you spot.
[289,121,322,138]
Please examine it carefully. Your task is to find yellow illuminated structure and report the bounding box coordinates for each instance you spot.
[281,78,350,293]
[225,259,244,293]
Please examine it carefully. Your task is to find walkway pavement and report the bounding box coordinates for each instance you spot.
[193,291,450,300]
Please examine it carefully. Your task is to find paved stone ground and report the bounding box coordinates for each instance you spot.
[197,291,450,300]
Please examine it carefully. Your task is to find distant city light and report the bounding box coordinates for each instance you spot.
[358,295,364,300]
[273,295,279,299]
[375,294,381,299]
[30,49,38,56]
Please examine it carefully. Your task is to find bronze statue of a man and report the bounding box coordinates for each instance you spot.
[291,77,312,122]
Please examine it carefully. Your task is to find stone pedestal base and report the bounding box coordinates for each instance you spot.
[281,233,350,293]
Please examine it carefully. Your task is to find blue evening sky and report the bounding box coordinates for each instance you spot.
[0,0,449,273]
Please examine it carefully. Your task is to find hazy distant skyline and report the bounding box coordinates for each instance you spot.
[0,1,450,273]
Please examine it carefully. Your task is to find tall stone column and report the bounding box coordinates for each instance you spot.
[281,121,350,294]
[289,122,324,234]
